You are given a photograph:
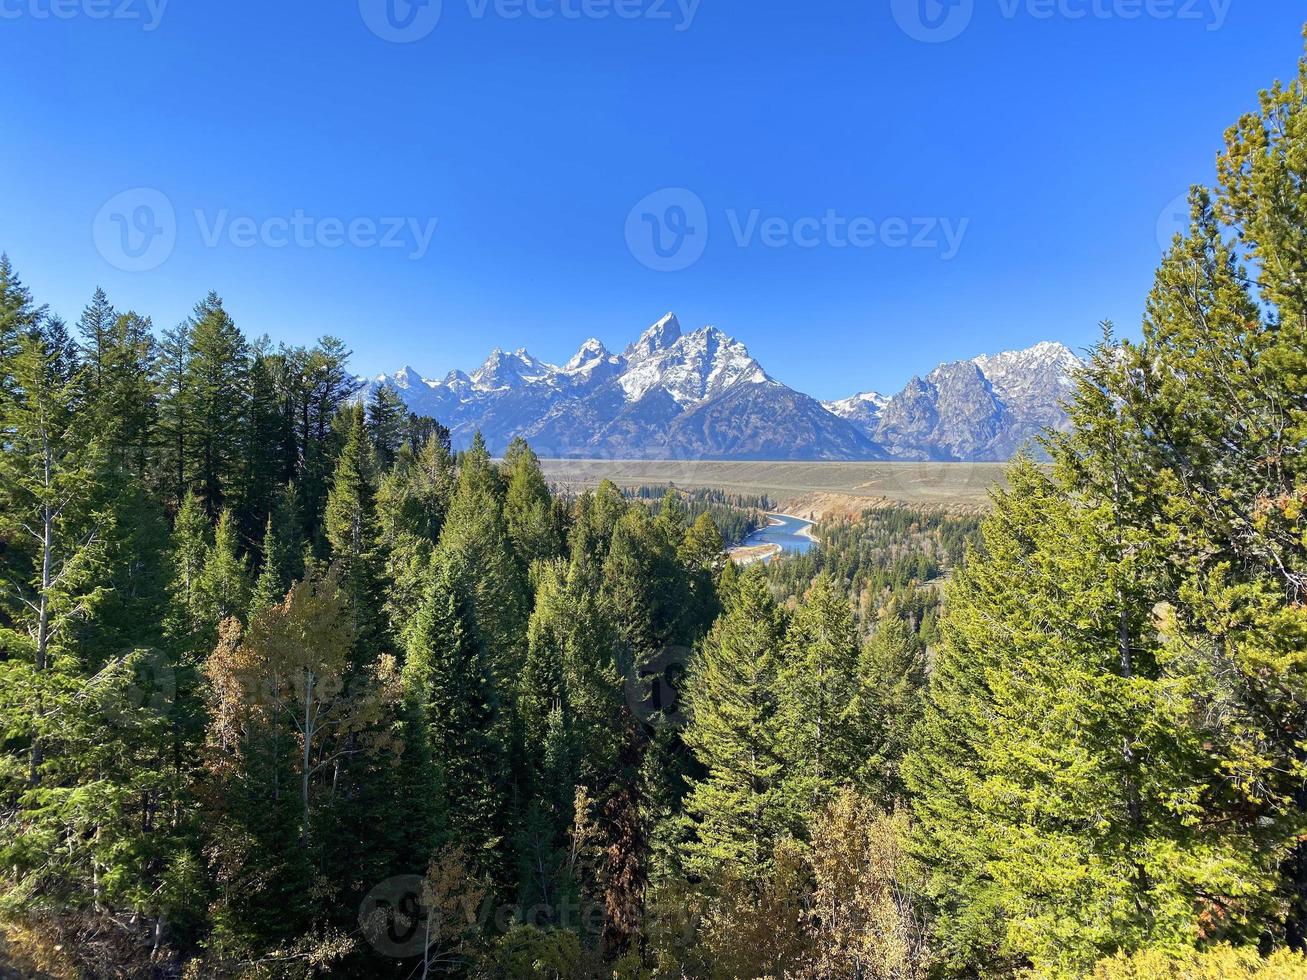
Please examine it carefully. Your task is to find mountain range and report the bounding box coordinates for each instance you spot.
[357,314,1084,461]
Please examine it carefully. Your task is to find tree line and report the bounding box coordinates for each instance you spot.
[0,260,927,976]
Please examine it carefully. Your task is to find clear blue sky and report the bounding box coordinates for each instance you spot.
[0,1,1300,399]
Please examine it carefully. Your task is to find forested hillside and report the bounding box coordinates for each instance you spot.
[1,38,1307,980]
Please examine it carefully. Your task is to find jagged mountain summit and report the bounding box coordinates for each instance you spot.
[358,316,1083,461]
[860,340,1083,460]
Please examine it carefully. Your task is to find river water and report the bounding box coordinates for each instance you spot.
[739,513,817,563]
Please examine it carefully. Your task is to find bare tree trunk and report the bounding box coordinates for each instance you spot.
[302,669,315,846]
[31,446,53,785]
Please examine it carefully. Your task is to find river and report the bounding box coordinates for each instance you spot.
[738,513,818,563]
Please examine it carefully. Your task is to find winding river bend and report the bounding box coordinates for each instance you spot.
[738,513,818,563]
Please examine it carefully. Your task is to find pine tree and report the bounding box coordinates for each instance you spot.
[402,554,507,875]
[376,433,456,638]
[906,452,1282,976]
[97,312,157,480]
[238,348,288,547]
[855,609,926,804]
[775,574,864,825]
[169,493,210,624]
[250,517,288,616]
[439,433,527,695]
[679,512,725,636]
[366,384,408,470]
[567,480,628,591]
[154,322,192,509]
[502,438,563,567]
[75,286,116,388]
[681,568,788,882]
[193,509,252,635]
[0,327,108,801]
[0,254,47,386]
[0,328,107,677]
[295,337,358,547]
[184,294,249,517]
[324,403,385,650]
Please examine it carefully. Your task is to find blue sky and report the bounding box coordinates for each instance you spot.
[0,1,1300,399]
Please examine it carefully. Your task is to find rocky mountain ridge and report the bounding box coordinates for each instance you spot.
[358,314,1084,461]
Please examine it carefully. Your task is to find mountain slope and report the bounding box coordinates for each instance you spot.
[851,342,1082,461]
[358,317,1083,462]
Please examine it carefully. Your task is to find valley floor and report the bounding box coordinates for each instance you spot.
[539,458,1008,518]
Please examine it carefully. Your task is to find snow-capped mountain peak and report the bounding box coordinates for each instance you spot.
[824,390,889,415]
[822,390,891,437]
[385,365,425,389]
[471,347,553,391]
[564,338,615,373]
[617,320,768,406]
[355,316,1082,462]
[626,313,683,361]
[971,341,1082,402]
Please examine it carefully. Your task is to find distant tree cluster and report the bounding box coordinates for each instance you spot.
[764,506,982,642]
[628,485,771,548]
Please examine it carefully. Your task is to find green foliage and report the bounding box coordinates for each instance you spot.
[324,402,385,650]
[5,40,1307,972]
[503,438,565,567]
[193,509,252,635]
[1090,945,1307,980]
[775,574,866,821]
[184,293,249,516]
[366,382,409,468]
[439,433,528,694]
[402,553,507,876]
[681,568,789,881]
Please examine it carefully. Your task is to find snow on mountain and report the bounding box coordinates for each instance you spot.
[386,366,425,390]
[823,390,890,432]
[563,338,615,373]
[834,341,1086,461]
[972,341,1081,406]
[357,319,1083,461]
[619,322,769,406]
[470,347,557,391]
